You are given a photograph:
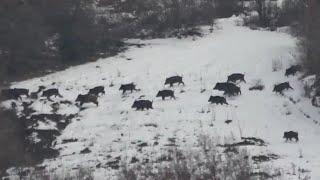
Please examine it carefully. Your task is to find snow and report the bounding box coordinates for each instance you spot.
[4,16,320,179]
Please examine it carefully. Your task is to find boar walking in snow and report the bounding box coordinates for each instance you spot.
[208,96,228,105]
[76,94,98,106]
[119,83,138,94]
[132,100,153,110]
[283,131,299,142]
[273,82,293,94]
[156,90,176,100]
[89,86,105,96]
[164,76,185,87]
[227,73,246,83]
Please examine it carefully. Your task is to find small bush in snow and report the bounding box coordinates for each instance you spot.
[272,59,283,72]
[303,84,313,98]
[312,96,320,108]
[249,79,265,91]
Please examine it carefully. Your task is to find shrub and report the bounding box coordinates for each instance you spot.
[117,135,264,180]
[272,59,283,72]
[5,166,94,180]
[249,79,265,91]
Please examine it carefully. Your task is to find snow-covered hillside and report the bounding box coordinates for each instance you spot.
[3,16,320,179]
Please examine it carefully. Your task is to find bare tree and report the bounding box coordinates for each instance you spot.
[254,0,278,27]
[301,0,320,75]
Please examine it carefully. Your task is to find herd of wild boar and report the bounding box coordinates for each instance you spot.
[0,65,302,142]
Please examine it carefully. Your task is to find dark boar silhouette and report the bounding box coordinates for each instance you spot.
[119,83,138,94]
[132,100,153,110]
[283,131,299,142]
[213,82,241,96]
[1,88,29,100]
[42,89,63,99]
[30,86,46,99]
[13,88,29,97]
[37,86,46,92]
[249,85,264,91]
[285,65,301,77]
[227,73,246,83]
[30,92,38,99]
[273,82,293,94]
[156,90,176,100]
[60,100,73,105]
[224,85,241,96]
[213,82,231,91]
[164,76,184,87]
[89,86,105,96]
[208,96,228,105]
[76,94,98,106]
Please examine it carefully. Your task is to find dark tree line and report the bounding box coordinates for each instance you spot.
[300,0,320,78]
[101,0,242,38]
[0,0,122,85]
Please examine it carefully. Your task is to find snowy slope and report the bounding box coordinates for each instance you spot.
[4,16,320,179]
